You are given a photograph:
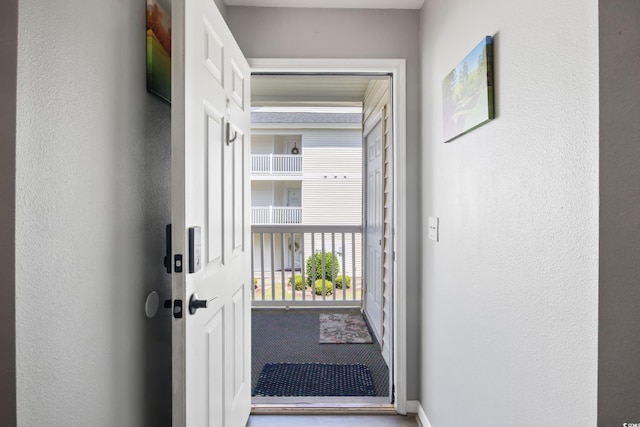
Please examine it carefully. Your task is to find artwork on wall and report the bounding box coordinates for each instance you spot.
[146,0,171,103]
[442,36,495,142]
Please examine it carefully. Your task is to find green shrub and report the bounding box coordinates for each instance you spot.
[287,275,305,291]
[306,252,340,285]
[253,277,258,288]
[334,275,352,289]
[314,279,333,296]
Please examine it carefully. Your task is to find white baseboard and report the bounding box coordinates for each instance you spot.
[407,400,432,427]
[406,400,419,414]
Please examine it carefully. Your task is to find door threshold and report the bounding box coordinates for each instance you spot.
[251,397,395,415]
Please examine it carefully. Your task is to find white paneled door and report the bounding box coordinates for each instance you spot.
[364,117,384,346]
[171,0,251,426]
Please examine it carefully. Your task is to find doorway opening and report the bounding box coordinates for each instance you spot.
[247,67,403,411]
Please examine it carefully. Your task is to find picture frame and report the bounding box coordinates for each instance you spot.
[146,0,172,103]
[442,36,495,142]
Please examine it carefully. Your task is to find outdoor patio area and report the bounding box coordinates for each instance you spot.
[251,307,389,399]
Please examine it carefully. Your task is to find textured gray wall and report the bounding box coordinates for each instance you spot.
[226,6,422,400]
[141,97,172,426]
[599,0,640,425]
[0,0,17,424]
[15,0,171,425]
[420,0,598,425]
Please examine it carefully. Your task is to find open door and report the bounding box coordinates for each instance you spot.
[363,79,392,368]
[171,0,251,425]
[364,117,384,347]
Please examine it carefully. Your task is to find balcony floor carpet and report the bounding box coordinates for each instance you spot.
[252,308,389,397]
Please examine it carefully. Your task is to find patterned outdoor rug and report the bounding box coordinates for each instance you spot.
[252,363,376,397]
[319,313,373,344]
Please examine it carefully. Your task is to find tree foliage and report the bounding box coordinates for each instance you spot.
[306,252,340,285]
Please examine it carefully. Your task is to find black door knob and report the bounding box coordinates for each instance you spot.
[189,293,207,315]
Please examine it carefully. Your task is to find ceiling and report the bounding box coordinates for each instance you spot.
[252,75,388,106]
[224,0,424,9]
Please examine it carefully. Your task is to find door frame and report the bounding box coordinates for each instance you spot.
[248,58,408,415]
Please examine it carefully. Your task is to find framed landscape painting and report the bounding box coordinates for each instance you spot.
[442,36,495,142]
[146,0,171,103]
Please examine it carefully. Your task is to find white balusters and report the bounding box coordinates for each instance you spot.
[250,154,302,175]
[251,225,363,307]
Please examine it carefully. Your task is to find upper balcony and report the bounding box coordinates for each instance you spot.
[251,154,302,179]
[251,206,302,225]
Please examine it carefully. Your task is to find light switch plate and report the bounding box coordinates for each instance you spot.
[429,216,439,242]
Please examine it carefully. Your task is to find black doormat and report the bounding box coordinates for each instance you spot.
[252,363,376,397]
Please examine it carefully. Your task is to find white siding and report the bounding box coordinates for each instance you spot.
[303,147,362,176]
[302,129,362,226]
[363,80,389,134]
[302,129,362,149]
[302,179,362,225]
[382,103,392,366]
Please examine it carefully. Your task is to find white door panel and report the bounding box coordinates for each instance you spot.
[232,129,246,255]
[172,0,251,425]
[364,118,384,345]
[204,103,224,267]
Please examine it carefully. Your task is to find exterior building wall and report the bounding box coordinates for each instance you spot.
[251,124,363,275]
[251,126,362,226]
[251,135,274,154]
[302,129,362,226]
[251,181,273,206]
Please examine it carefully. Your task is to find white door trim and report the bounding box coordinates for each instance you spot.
[248,58,408,415]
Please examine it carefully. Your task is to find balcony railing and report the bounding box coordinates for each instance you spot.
[252,225,363,307]
[251,206,303,225]
[251,154,302,175]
